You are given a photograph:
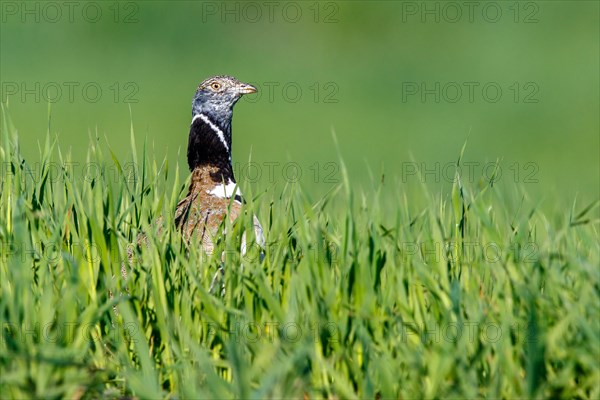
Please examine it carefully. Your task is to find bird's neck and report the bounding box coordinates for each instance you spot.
[187,113,235,184]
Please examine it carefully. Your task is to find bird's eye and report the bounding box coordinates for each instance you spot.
[210,82,221,90]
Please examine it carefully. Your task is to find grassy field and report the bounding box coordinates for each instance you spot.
[1,1,598,398]
[1,109,599,399]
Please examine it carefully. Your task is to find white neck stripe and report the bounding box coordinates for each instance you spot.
[192,113,230,153]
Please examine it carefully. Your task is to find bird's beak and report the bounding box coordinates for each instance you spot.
[237,83,257,95]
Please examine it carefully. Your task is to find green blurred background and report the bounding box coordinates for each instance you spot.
[1,1,598,206]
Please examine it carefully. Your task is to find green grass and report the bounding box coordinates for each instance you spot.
[1,110,599,399]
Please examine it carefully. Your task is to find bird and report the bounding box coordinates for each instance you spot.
[174,75,264,273]
[113,75,264,306]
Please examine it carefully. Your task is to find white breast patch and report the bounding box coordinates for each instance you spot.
[208,180,242,202]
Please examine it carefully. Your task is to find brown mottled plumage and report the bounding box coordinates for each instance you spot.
[174,165,242,254]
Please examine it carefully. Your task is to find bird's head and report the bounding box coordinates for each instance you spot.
[192,75,257,121]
